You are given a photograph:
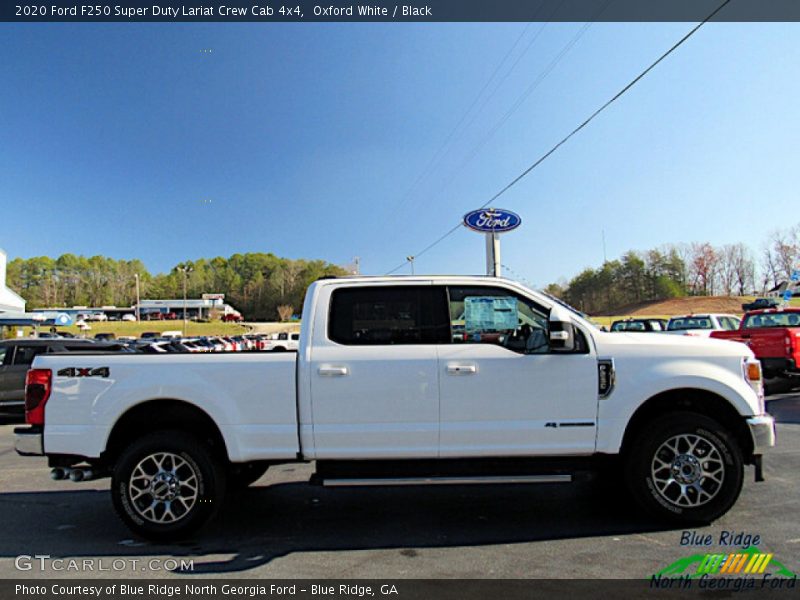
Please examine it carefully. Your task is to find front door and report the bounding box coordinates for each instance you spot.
[438,285,598,457]
[308,284,450,458]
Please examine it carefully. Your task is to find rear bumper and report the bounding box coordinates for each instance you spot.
[14,426,44,456]
[0,400,25,417]
[746,414,776,453]
[760,357,797,375]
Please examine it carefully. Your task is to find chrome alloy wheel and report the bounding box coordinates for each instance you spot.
[650,433,725,508]
[128,452,199,524]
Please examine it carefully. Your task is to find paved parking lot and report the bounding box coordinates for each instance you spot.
[0,392,798,580]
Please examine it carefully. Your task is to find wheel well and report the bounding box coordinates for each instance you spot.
[104,400,228,463]
[620,389,754,462]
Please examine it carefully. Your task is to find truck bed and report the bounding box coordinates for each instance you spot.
[35,352,300,462]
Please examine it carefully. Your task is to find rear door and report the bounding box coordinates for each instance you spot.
[0,344,52,405]
[308,284,449,458]
[0,345,15,404]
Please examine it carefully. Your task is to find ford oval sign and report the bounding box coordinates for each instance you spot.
[463,208,521,233]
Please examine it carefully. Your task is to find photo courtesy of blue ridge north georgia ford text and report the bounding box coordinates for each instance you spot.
[0,0,799,595]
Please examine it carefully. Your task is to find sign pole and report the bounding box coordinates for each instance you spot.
[485,232,501,277]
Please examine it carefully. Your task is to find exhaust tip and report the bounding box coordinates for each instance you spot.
[50,468,67,481]
[69,469,85,482]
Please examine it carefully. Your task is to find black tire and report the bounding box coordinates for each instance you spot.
[227,462,269,490]
[625,412,743,524]
[111,430,226,541]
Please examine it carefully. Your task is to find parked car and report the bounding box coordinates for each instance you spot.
[710,307,800,379]
[263,331,301,351]
[163,312,179,321]
[0,339,128,418]
[741,298,780,312]
[94,333,117,341]
[139,332,160,340]
[121,314,137,322]
[222,313,243,322]
[610,318,668,332]
[86,313,108,322]
[665,314,741,337]
[15,276,774,540]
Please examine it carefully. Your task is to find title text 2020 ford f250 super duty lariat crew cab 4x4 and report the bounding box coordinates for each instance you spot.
[14,276,776,540]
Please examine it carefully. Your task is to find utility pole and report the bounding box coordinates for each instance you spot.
[134,273,141,322]
[179,265,193,337]
[406,256,415,275]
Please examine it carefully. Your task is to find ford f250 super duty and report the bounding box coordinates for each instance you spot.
[14,276,776,540]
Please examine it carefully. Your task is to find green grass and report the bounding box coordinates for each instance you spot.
[19,321,247,339]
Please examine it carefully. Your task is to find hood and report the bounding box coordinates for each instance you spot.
[595,330,753,359]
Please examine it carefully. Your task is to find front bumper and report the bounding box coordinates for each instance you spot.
[14,427,44,456]
[746,414,776,453]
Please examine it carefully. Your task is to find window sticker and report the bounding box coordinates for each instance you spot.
[464,296,518,332]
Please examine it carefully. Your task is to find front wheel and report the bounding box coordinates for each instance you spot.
[625,412,743,524]
[111,431,226,541]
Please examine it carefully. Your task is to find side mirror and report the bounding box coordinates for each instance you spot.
[549,305,575,352]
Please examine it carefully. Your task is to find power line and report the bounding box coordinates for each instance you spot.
[391,0,569,225]
[434,20,594,197]
[385,20,535,224]
[383,0,731,276]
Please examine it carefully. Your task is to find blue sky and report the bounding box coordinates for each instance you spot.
[1,22,798,286]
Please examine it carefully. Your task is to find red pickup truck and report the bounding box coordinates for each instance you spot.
[710,307,800,378]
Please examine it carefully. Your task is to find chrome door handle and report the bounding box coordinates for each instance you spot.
[318,366,349,377]
[447,364,477,375]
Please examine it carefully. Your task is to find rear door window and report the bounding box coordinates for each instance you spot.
[329,286,450,345]
[11,345,49,366]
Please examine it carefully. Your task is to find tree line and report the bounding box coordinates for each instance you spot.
[545,223,800,314]
[6,253,349,321]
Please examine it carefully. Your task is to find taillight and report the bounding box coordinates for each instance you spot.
[25,368,52,426]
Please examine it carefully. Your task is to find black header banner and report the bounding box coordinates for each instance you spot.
[5,0,800,23]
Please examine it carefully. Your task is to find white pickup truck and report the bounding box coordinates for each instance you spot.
[15,276,775,540]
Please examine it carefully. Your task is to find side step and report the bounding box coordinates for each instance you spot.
[322,474,572,487]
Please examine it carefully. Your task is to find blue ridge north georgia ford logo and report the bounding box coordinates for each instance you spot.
[463,208,522,233]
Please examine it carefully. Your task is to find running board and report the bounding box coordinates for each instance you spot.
[322,474,572,487]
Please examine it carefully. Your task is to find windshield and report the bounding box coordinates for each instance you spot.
[668,317,712,331]
[743,312,800,328]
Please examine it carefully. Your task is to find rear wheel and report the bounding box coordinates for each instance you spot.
[111,431,226,540]
[625,412,743,523]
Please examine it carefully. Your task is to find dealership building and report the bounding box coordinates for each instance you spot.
[136,296,239,319]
